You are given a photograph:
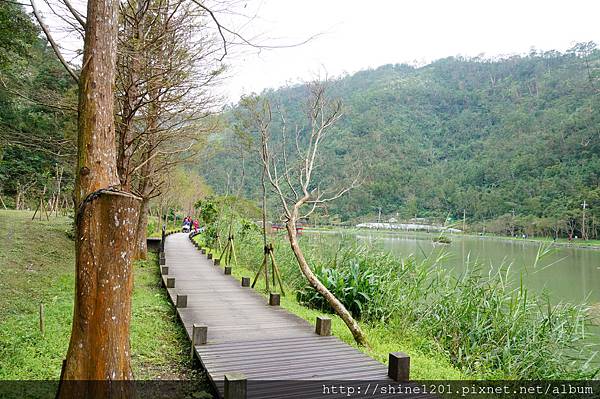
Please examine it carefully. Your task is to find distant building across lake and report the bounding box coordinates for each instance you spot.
[356,222,461,233]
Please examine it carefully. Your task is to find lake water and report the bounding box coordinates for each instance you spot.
[311,230,600,306]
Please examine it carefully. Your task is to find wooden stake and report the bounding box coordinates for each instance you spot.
[39,303,45,336]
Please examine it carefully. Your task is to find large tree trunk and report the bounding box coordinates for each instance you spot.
[57,0,140,396]
[285,215,368,347]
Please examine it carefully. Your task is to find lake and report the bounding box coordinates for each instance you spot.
[310,230,600,306]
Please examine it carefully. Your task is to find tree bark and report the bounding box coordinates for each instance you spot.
[57,0,140,395]
[134,197,150,259]
[285,214,368,347]
[58,192,139,398]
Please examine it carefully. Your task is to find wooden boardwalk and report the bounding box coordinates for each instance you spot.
[161,233,415,398]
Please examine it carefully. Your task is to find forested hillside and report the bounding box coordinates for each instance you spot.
[0,2,77,209]
[201,46,600,238]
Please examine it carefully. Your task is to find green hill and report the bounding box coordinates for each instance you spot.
[200,45,600,238]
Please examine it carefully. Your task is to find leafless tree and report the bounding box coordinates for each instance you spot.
[114,0,225,258]
[243,83,367,346]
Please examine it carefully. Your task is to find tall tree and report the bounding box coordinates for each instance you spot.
[56,0,140,396]
[115,0,223,259]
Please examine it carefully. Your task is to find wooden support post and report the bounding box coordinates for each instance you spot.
[159,256,165,265]
[176,294,187,308]
[269,293,280,306]
[241,277,250,287]
[388,352,410,382]
[39,303,45,336]
[191,324,207,360]
[224,373,246,399]
[224,266,232,275]
[192,324,207,345]
[207,253,212,260]
[214,258,220,266]
[201,249,206,254]
[161,266,169,275]
[315,316,331,336]
[166,277,175,288]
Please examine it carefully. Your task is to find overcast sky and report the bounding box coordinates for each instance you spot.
[37,0,600,102]
[221,0,600,101]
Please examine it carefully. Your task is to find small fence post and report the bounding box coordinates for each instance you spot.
[224,266,232,275]
[166,277,175,288]
[269,293,280,306]
[191,324,208,359]
[224,373,246,399]
[315,316,331,336]
[176,294,187,308]
[241,277,250,287]
[388,352,410,382]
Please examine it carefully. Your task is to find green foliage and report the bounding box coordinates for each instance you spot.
[201,46,600,239]
[0,210,209,386]
[297,258,378,320]
[417,268,593,379]
[0,4,76,207]
[195,198,218,225]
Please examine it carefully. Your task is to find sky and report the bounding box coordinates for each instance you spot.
[37,0,600,102]
[221,0,600,101]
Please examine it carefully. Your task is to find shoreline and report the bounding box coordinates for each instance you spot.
[304,227,600,251]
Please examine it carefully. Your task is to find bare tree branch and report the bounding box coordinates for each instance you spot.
[30,0,79,83]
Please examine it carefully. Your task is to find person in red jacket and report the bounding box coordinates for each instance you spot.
[192,219,199,233]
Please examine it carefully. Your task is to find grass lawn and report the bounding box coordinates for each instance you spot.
[0,210,210,390]
[193,235,463,380]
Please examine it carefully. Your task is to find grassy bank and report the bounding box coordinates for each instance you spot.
[0,210,209,387]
